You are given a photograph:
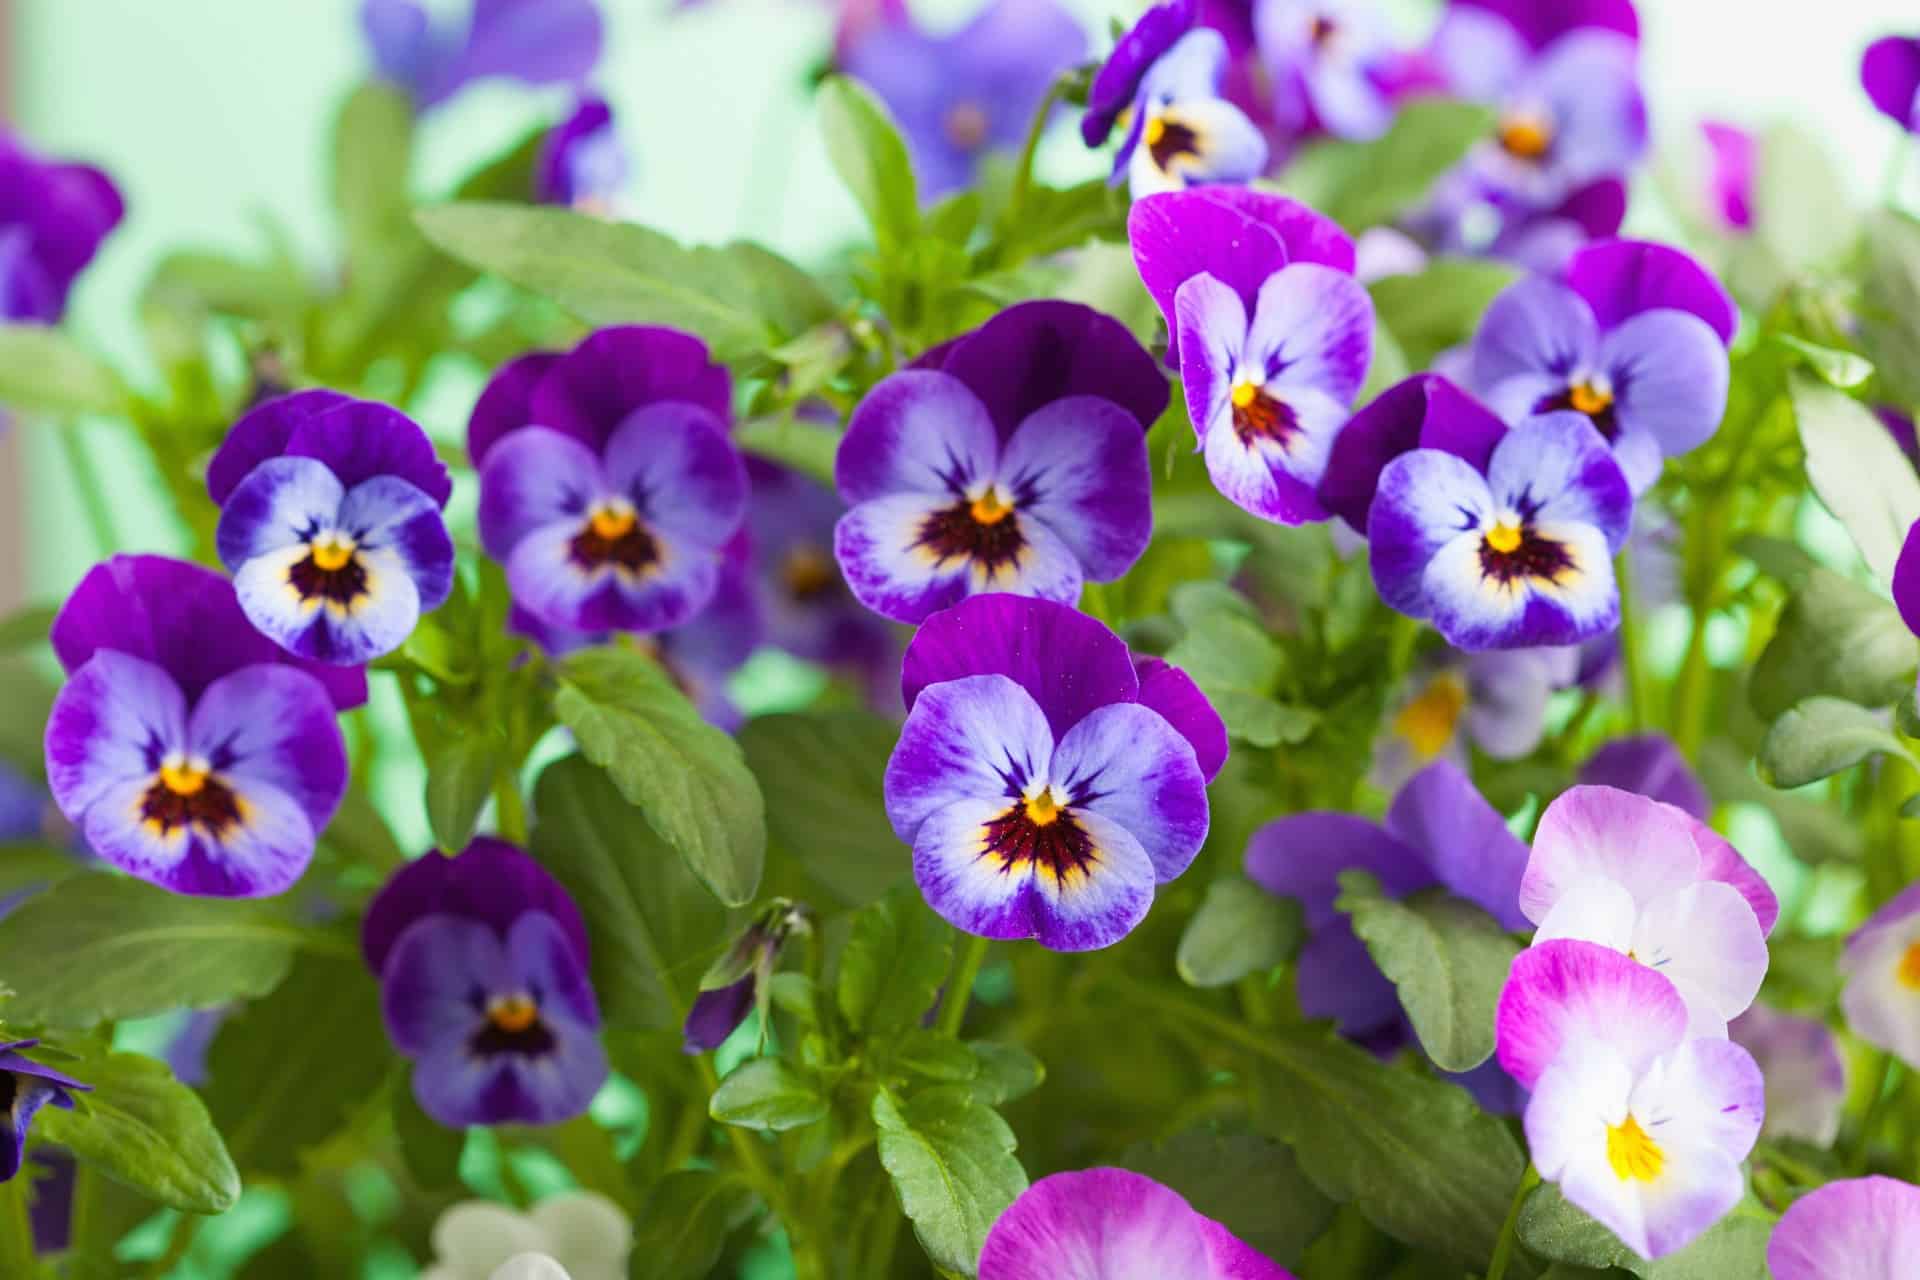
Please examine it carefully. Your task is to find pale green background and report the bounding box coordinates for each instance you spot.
[16,0,1918,597]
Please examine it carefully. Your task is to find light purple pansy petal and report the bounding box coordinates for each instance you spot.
[1428,6,1531,99]
[1579,735,1710,820]
[833,370,1000,506]
[1487,413,1632,551]
[340,475,456,611]
[1385,759,1530,930]
[1729,1004,1847,1146]
[43,650,188,823]
[1495,938,1688,1089]
[439,0,604,103]
[1367,447,1495,618]
[362,838,591,976]
[528,326,732,456]
[1600,309,1730,466]
[468,350,563,467]
[1248,263,1375,407]
[1519,785,1704,923]
[1460,647,1563,759]
[1176,271,1247,446]
[834,493,1086,623]
[231,543,422,667]
[381,913,513,1056]
[1200,384,1344,524]
[187,664,349,835]
[1050,702,1209,883]
[1470,275,1600,397]
[214,457,345,569]
[1244,811,1434,929]
[603,402,748,551]
[884,674,1054,843]
[995,396,1153,581]
[476,427,604,562]
[506,516,720,635]
[1132,655,1229,782]
[1318,374,1508,534]
[1768,1176,1920,1280]
[1565,239,1737,347]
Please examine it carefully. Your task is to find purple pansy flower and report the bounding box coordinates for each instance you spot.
[1368,413,1631,650]
[1890,518,1920,655]
[841,0,1085,200]
[0,130,123,323]
[1700,121,1755,233]
[979,1167,1290,1278]
[473,327,748,637]
[1769,1176,1920,1280]
[1840,880,1920,1070]
[1319,373,1507,535]
[833,302,1162,624]
[1253,0,1405,142]
[536,96,628,212]
[0,1041,87,1183]
[1372,645,1578,790]
[360,0,604,111]
[1497,940,1763,1260]
[364,840,609,1128]
[210,390,455,666]
[1579,734,1710,819]
[44,556,351,898]
[1467,239,1735,494]
[1863,36,1920,133]
[1728,1004,1846,1147]
[683,899,810,1054]
[1246,760,1530,1052]
[1406,168,1627,272]
[886,595,1221,952]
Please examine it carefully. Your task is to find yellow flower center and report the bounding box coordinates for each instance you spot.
[1485,521,1525,555]
[1024,788,1064,827]
[1569,381,1614,416]
[590,505,637,541]
[1605,1114,1665,1182]
[1898,941,1920,990]
[1499,112,1554,159]
[1231,381,1262,410]
[309,535,356,573]
[782,546,836,599]
[1392,673,1468,759]
[158,759,210,797]
[488,995,540,1034]
[970,490,1014,526]
[1144,116,1168,148]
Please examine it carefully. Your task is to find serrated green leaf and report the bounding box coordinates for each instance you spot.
[423,734,500,853]
[38,1050,239,1214]
[708,1057,828,1132]
[817,76,920,254]
[554,647,765,907]
[1791,372,1920,583]
[837,887,952,1037]
[1518,1183,1772,1278]
[1177,876,1304,988]
[1121,1130,1336,1268]
[0,325,129,417]
[892,1029,980,1082]
[1750,568,1918,719]
[872,1086,1027,1275]
[1758,695,1916,788]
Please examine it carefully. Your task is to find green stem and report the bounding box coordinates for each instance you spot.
[997,74,1073,253]
[493,768,528,845]
[1614,551,1646,734]
[1485,1165,1539,1280]
[0,1173,34,1277]
[1848,1053,1903,1172]
[936,934,990,1038]
[54,425,119,558]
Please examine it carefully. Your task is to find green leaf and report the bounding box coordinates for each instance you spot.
[740,711,908,906]
[708,1058,829,1132]
[734,416,842,490]
[1250,1027,1526,1263]
[1860,209,1920,406]
[817,76,920,254]
[0,604,56,653]
[38,1050,240,1214]
[0,873,301,1027]
[392,1072,464,1189]
[892,1030,981,1082]
[423,734,501,853]
[1791,371,1920,584]
[1772,334,1873,389]
[1369,258,1519,370]
[1336,873,1520,1072]
[331,82,415,265]
[629,1170,756,1280]
[837,887,953,1038]
[1755,123,1860,273]
[1758,695,1917,788]
[1121,1130,1337,1268]
[1165,608,1292,746]
[1519,1183,1772,1278]
[872,1086,1027,1275]
[1280,100,1497,231]
[0,842,84,902]
[964,1041,1045,1105]
[0,658,53,778]
[0,325,129,417]
[553,647,765,907]
[1750,568,1918,719]
[205,951,389,1177]
[1177,876,1304,988]
[530,755,731,1030]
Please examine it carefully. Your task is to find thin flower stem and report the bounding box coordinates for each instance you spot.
[936,934,990,1038]
[493,770,529,846]
[54,423,119,557]
[0,1174,34,1276]
[1847,1052,1904,1172]
[1485,1165,1540,1280]
[998,74,1073,252]
[1614,551,1646,734]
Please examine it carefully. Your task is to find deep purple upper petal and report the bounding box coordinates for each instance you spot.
[1384,759,1530,930]
[900,594,1141,742]
[1564,239,1737,347]
[1579,734,1709,819]
[529,326,732,456]
[468,351,564,467]
[1132,655,1229,782]
[0,132,125,320]
[1319,375,1508,534]
[207,389,452,509]
[536,96,624,207]
[1863,36,1920,131]
[1129,190,1291,365]
[1083,0,1199,145]
[681,977,755,1053]
[1244,811,1435,929]
[361,838,592,976]
[1452,0,1639,51]
[1553,177,1628,240]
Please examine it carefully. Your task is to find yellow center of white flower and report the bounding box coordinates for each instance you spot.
[1484,521,1525,555]
[1023,788,1064,827]
[309,534,357,573]
[1605,1114,1665,1182]
[1393,673,1468,759]
[970,489,1014,526]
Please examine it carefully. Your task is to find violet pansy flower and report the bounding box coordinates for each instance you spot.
[1700,121,1755,233]
[1728,1004,1846,1147]
[1318,373,1507,536]
[833,302,1162,624]
[473,327,748,637]
[1371,645,1577,790]
[1889,517,1920,666]
[0,1041,87,1183]
[1520,785,1778,1039]
[978,1167,1289,1279]
[842,0,1085,200]
[1468,239,1736,494]
[1253,0,1403,142]
[887,595,1222,952]
[211,390,455,667]
[1863,36,1920,133]
[0,130,123,324]
[1368,413,1631,650]
[1768,1176,1920,1280]
[44,556,352,898]
[1497,940,1763,1260]
[361,0,604,111]
[1839,880,1920,1070]
[683,900,810,1054]
[536,96,628,212]
[363,839,609,1128]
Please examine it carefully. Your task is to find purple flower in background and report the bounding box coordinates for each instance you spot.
[44,556,351,898]
[0,131,123,323]
[1468,240,1735,494]
[536,96,629,212]
[887,595,1222,951]
[363,840,609,1128]
[1840,880,1920,1070]
[1890,518,1920,651]
[210,390,455,666]
[683,899,810,1053]
[1406,170,1626,271]
[1371,645,1577,789]
[1863,36,1920,132]
[1254,0,1404,142]
[1246,760,1530,1050]
[1319,373,1507,535]
[1729,1004,1846,1147]
[360,0,604,110]
[842,0,1085,200]
[1579,734,1709,819]
[1368,414,1631,650]
[1880,406,1920,469]
[1768,1176,1920,1280]
[0,1041,87,1183]
[1083,3,1268,197]
[1701,121,1755,233]
[833,302,1162,623]
[978,1167,1290,1279]
[473,327,748,636]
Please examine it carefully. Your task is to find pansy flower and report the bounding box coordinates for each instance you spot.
[1863,36,1920,133]
[1520,785,1778,1038]
[1839,880,1920,1070]
[536,96,628,213]
[833,302,1162,623]
[1368,413,1632,650]
[1768,1175,1920,1280]
[361,0,604,111]
[44,556,351,898]
[423,1190,632,1280]
[1700,121,1755,234]
[0,129,123,324]
[1371,645,1578,790]
[1247,759,1529,1050]
[0,1041,86,1183]
[1467,239,1736,494]
[1497,940,1763,1259]
[1319,372,1508,535]
[210,390,455,666]
[1728,1004,1846,1147]
[978,1168,1289,1278]
[887,595,1222,951]
[1405,168,1627,271]
[683,899,810,1054]
[473,327,748,637]
[1253,0,1405,142]
[1083,2,1269,197]
[841,0,1085,200]
[363,839,609,1128]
